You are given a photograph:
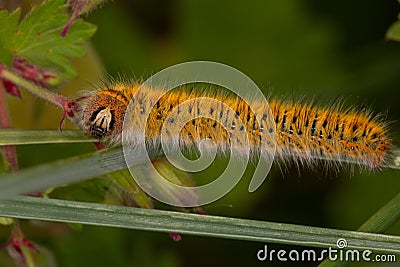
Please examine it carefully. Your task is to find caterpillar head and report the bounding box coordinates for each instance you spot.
[82,92,127,139]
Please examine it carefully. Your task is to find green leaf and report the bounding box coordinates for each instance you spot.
[0,0,97,78]
[0,9,20,66]
[386,21,400,41]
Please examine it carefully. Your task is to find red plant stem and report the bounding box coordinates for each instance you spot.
[0,80,19,172]
[1,220,39,266]
[0,67,82,129]
[1,68,70,110]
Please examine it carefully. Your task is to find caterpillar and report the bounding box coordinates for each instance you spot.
[80,82,391,170]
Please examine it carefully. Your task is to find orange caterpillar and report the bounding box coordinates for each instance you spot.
[80,82,391,170]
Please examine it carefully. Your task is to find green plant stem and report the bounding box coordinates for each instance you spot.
[0,148,130,198]
[0,129,96,145]
[0,196,399,254]
[357,192,400,233]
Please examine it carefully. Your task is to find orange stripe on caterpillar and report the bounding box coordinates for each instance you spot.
[80,82,391,170]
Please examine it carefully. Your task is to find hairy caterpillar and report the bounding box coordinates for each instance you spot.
[80,82,391,170]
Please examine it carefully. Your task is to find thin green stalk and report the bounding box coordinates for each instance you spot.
[0,148,131,198]
[0,196,400,254]
[0,130,399,202]
[357,192,400,233]
[0,129,96,145]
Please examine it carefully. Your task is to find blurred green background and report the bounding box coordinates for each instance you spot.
[2,0,400,266]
